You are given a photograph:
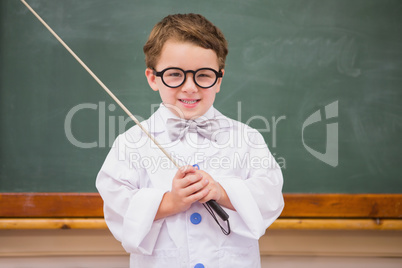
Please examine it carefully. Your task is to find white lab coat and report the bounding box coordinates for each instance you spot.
[96,104,284,268]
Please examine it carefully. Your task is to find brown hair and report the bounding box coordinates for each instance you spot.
[143,13,228,70]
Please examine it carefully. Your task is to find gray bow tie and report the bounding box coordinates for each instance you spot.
[166,118,220,142]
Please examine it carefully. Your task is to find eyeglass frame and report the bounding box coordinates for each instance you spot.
[153,67,223,89]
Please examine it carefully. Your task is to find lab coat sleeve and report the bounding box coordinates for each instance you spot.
[218,130,284,239]
[96,133,166,255]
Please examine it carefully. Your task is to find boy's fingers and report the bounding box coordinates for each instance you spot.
[183,176,208,195]
[190,188,210,203]
[180,172,204,188]
[179,165,196,175]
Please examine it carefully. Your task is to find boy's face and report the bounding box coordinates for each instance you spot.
[146,40,224,120]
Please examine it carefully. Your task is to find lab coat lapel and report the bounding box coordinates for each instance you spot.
[197,109,233,166]
[135,111,178,191]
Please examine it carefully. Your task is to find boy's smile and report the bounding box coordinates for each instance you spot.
[146,40,224,120]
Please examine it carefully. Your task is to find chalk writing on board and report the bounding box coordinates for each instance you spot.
[243,35,361,77]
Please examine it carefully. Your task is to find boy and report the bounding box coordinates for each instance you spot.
[96,13,284,268]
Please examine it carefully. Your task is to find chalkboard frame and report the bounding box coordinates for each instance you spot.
[1,193,401,219]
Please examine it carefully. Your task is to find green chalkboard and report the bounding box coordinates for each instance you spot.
[1,0,401,193]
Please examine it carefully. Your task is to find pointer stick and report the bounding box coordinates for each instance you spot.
[21,0,229,222]
[20,0,176,167]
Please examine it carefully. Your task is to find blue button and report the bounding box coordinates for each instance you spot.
[194,263,204,268]
[190,212,202,225]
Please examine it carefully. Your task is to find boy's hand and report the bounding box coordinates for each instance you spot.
[170,165,211,211]
[196,170,235,211]
[155,165,210,220]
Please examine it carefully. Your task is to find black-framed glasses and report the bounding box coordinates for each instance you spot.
[154,67,223,89]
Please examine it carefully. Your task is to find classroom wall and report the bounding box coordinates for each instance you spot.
[1,1,401,267]
[1,229,401,267]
